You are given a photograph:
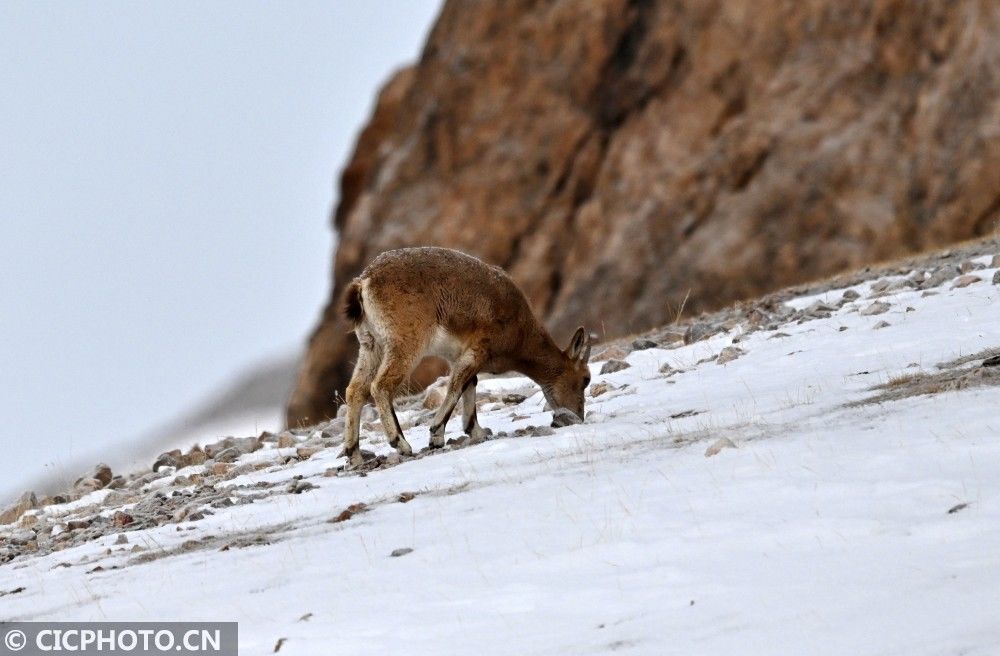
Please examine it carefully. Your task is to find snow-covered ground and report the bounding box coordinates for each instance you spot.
[2,256,999,655]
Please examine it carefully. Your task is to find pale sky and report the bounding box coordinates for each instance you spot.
[0,1,442,498]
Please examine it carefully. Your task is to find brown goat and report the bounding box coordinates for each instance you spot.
[340,247,591,466]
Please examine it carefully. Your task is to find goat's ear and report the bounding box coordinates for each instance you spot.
[566,326,589,361]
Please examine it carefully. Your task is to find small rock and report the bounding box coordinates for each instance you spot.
[276,433,297,449]
[74,478,105,495]
[89,464,113,487]
[991,255,1000,268]
[529,425,556,437]
[600,359,631,375]
[960,260,984,273]
[9,529,36,545]
[186,447,208,466]
[211,462,233,476]
[213,447,240,463]
[296,446,323,460]
[982,356,1000,368]
[384,452,402,466]
[873,320,891,329]
[115,533,129,545]
[112,511,134,528]
[860,301,890,316]
[630,338,658,351]
[0,491,38,525]
[287,480,317,495]
[921,264,960,289]
[502,393,527,405]
[993,270,1000,285]
[886,279,915,292]
[952,274,980,288]
[66,519,91,531]
[389,547,413,558]
[398,492,416,503]
[869,279,891,293]
[330,503,367,523]
[705,437,737,457]
[947,502,969,515]
[716,346,744,365]
[841,289,861,301]
[153,450,182,472]
[683,322,715,344]
[590,382,610,397]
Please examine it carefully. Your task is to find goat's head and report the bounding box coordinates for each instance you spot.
[546,327,592,428]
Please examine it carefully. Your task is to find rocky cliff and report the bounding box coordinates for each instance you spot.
[288,0,1000,427]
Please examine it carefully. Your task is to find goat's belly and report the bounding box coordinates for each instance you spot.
[424,326,464,362]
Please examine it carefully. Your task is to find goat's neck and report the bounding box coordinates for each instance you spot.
[514,328,566,389]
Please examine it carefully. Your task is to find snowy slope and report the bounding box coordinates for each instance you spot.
[2,253,1000,655]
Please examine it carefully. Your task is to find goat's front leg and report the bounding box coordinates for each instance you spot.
[428,353,482,449]
[461,375,492,442]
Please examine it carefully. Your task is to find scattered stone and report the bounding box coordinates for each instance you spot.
[683,322,715,344]
[153,450,182,472]
[804,300,836,316]
[9,529,37,545]
[211,463,233,476]
[398,492,416,503]
[873,321,891,329]
[384,452,402,466]
[983,356,1000,368]
[295,446,323,460]
[993,270,1000,285]
[860,301,890,316]
[502,393,527,405]
[89,464,113,487]
[716,346,744,364]
[74,478,105,495]
[205,436,260,459]
[869,279,891,293]
[905,306,915,312]
[841,289,861,301]
[631,338,658,351]
[705,437,737,457]
[960,260,984,273]
[886,279,916,292]
[921,264,960,289]
[389,547,413,558]
[0,491,38,525]
[66,519,91,531]
[114,533,129,545]
[769,332,791,339]
[670,409,703,419]
[287,480,317,495]
[330,503,368,523]
[277,434,297,449]
[530,425,556,437]
[592,345,629,361]
[992,255,1000,268]
[600,359,631,375]
[214,447,241,463]
[952,274,980,288]
[590,382,610,397]
[186,447,208,466]
[38,495,68,507]
[112,511,134,528]
[947,502,969,515]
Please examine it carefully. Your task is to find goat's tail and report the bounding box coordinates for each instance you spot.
[342,280,364,325]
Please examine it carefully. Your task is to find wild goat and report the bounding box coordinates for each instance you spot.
[340,246,592,466]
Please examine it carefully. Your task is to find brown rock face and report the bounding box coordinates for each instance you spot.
[288,0,1000,427]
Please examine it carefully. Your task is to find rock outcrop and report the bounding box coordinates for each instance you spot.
[288,0,1000,426]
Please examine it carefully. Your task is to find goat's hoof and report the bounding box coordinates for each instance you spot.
[467,426,493,442]
[427,436,445,450]
[394,437,413,457]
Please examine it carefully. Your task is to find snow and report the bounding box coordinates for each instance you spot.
[2,263,1000,655]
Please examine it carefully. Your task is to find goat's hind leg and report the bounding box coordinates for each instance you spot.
[370,346,416,457]
[343,341,378,467]
[461,376,492,442]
